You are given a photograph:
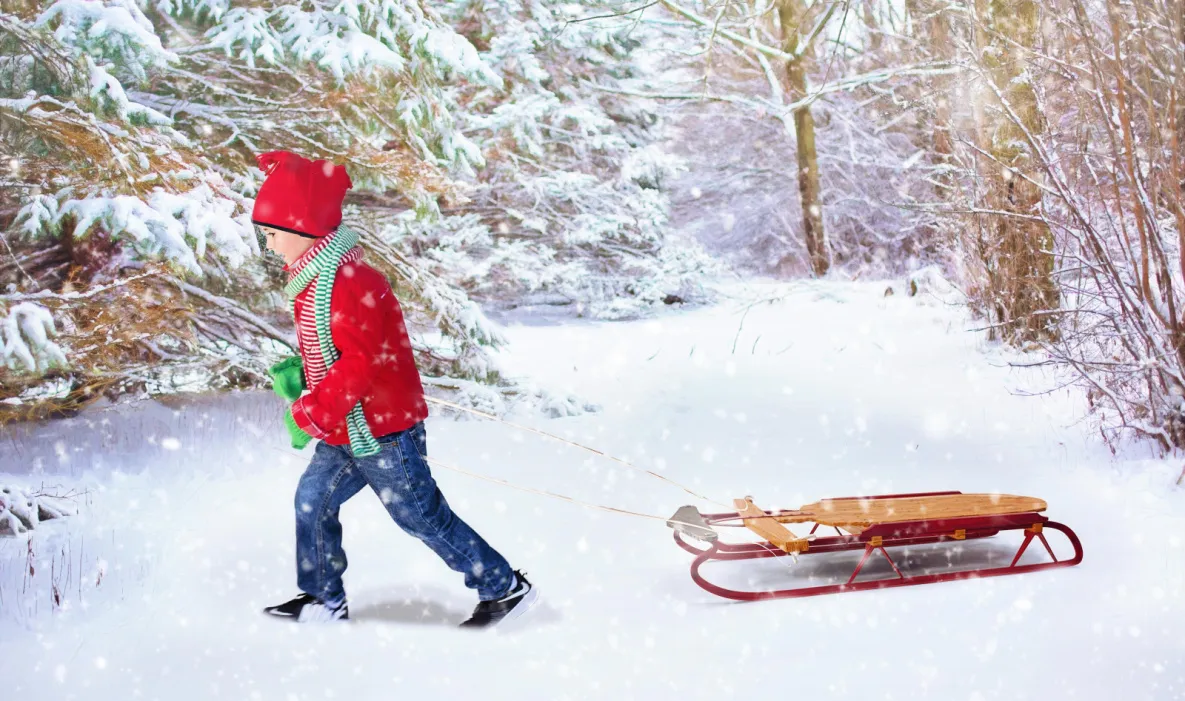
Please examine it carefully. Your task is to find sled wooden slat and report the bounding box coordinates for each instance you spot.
[771,494,1048,530]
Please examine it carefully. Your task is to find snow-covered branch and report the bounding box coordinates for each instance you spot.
[0,272,160,302]
[658,0,801,62]
[1,302,67,373]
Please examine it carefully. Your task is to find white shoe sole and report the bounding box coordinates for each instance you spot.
[296,605,349,623]
[492,584,539,629]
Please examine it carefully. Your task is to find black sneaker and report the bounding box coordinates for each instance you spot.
[460,570,537,629]
[263,593,349,622]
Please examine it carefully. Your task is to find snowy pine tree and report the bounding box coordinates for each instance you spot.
[402,0,722,320]
[5,0,677,415]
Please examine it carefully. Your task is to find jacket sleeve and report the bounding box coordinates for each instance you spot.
[290,270,383,438]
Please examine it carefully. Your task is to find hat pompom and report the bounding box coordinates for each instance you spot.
[256,150,298,177]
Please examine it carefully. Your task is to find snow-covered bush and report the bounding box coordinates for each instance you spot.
[0,485,77,537]
[904,265,963,305]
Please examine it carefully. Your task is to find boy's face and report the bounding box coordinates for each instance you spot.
[259,225,317,266]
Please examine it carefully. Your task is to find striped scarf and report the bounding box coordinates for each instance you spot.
[284,226,380,457]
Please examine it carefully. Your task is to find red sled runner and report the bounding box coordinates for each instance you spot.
[667,491,1083,601]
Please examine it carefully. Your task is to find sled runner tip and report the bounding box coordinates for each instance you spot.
[666,505,718,543]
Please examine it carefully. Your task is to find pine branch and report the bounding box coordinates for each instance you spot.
[0,272,161,302]
[171,280,296,351]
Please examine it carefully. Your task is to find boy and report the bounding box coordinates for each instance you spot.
[252,150,534,627]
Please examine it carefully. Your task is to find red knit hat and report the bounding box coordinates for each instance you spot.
[251,151,352,238]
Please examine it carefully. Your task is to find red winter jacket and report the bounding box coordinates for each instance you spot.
[287,254,429,445]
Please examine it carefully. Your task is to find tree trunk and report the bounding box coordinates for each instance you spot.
[907,0,954,191]
[1177,0,1185,201]
[777,0,830,277]
[981,0,1059,342]
[928,7,953,172]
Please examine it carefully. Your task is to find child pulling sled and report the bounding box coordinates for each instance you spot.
[252,151,535,627]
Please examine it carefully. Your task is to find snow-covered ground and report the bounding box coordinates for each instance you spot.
[3,279,1184,700]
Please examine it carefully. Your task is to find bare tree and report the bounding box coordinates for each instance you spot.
[776,0,831,276]
[941,0,1185,450]
[647,1,954,278]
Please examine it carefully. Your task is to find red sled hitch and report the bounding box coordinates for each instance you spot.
[668,491,1083,601]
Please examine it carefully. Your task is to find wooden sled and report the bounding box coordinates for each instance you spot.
[667,491,1083,601]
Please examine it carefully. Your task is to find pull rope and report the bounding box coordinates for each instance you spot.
[424,395,729,509]
[425,457,798,549]
[425,456,674,522]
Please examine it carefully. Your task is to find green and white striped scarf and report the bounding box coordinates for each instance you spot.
[284,226,380,457]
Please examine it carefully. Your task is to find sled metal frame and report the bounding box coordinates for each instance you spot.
[671,491,1083,601]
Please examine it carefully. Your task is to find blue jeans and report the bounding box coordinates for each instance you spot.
[294,421,514,602]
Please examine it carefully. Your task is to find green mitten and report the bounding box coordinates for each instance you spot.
[269,356,306,401]
[283,409,313,450]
